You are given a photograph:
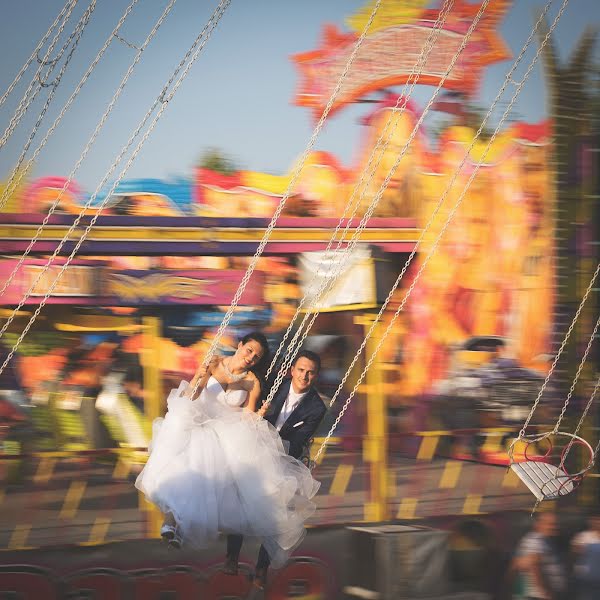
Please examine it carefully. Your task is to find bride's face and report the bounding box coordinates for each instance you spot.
[234,340,264,370]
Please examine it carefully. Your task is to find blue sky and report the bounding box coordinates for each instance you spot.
[0,0,598,191]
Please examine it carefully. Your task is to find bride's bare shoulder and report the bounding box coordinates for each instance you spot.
[247,372,262,390]
[208,355,223,371]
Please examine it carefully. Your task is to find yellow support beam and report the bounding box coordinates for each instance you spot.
[0,224,421,244]
[439,461,462,489]
[142,316,163,537]
[33,457,56,484]
[396,498,419,520]
[142,316,162,424]
[463,494,483,515]
[8,525,31,549]
[355,313,388,523]
[86,517,111,545]
[416,436,439,461]
[329,464,354,497]
[112,457,131,480]
[60,480,86,520]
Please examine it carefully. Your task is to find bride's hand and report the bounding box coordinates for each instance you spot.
[257,404,268,417]
[195,356,219,379]
[190,356,219,390]
[195,364,209,380]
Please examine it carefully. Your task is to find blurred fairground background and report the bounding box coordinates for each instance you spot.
[0,0,599,598]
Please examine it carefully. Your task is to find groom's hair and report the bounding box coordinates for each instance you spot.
[291,349,321,373]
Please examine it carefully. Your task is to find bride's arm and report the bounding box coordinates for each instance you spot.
[245,373,261,412]
[189,356,219,397]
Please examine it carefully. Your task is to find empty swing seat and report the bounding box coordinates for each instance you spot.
[509,432,594,502]
[510,461,574,501]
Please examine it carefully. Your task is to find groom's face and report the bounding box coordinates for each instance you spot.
[290,356,318,394]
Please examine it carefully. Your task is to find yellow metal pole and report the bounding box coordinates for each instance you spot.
[355,313,388,522]
[141,315,162,537]
[142,316,161,423]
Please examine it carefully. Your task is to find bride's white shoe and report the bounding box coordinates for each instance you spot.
[160,522,176,541]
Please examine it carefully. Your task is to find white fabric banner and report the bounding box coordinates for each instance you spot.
[298,246,376,310]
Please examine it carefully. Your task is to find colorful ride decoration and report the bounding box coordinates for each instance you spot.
[7,102,555,408]
[4,0,557,422]
[21,176,87,215]
[397,117,554,399]
[291,0,511,120]
[193,151,352,218]
[17,177,193,216]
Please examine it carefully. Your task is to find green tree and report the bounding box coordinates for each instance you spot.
[197,148,239,175]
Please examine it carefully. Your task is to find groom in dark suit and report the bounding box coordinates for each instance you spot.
[224,349,326,589]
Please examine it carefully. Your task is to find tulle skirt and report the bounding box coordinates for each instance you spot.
[135,381,319,567]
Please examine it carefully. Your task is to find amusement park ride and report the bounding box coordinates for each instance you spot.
[0,0,598,532]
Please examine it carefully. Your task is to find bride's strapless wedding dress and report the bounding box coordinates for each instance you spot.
[135,376,319,566]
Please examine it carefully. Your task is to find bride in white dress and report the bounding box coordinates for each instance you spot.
[135,332,319,567]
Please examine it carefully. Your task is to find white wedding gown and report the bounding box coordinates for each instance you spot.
[135,377,319,567]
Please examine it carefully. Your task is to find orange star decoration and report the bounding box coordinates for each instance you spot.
[291,0,512,121]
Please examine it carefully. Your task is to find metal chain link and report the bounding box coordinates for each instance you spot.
[590,375,600,464]
[0,0,171,300]
[0,0,83,150]
[35,0,96,85]
[35,73,59,89]
[266,0,455,380]
[4,0,90,132]
[0,0,215,317]
[0,1,95,215]
[313,0,567,465]
[517,260,600,438]
[0,0,76,109]
[0,0,141,212]
[192,0,384,397]
[0,0,231,379]
[271,0,491,413]
[36,2,87,69]
[553,312,600,435]
[113,33,141,51]
[558,320,600,469]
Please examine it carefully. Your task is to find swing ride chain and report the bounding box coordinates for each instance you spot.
[0,0,165,295]
[266,0,455,379]
[196,0,385,398]
[0,0,76,109]
[267,0,489,412]
[0,0,87,149]
[0,0,96,208]
[555,312,600,436]
[313,0,570,466]
[0,0,231,382]
[558,328,600,471]
[517,260,600,440]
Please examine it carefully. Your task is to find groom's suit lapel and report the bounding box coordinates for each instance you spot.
[278,387,318,435]
[268,379,291,424]
[285,388,313,421]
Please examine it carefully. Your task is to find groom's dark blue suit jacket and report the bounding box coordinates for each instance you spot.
[262,379,326,460]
